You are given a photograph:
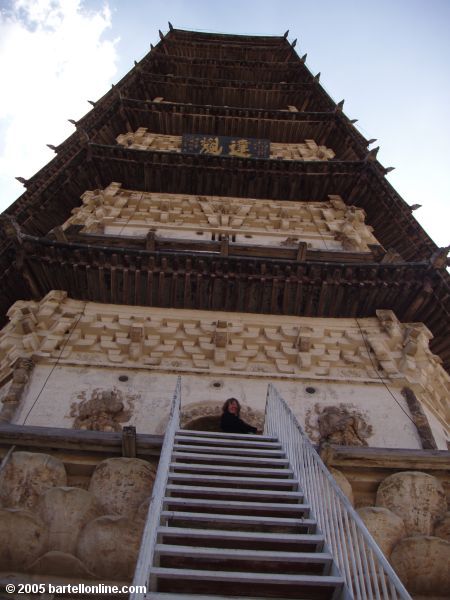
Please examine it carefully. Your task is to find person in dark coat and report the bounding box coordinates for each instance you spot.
[220,398,257,434]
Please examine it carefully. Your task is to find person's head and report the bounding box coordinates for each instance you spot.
[222,397,241,416]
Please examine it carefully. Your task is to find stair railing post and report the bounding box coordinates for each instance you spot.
[264,382,412,600]
[131,376,181,599]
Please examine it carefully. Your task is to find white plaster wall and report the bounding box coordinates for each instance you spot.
[13,364,433,449]
[274,379,423,450]
[103,227,342,251]
[13,364,177,434]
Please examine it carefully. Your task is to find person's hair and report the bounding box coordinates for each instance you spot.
[222,397,241,416]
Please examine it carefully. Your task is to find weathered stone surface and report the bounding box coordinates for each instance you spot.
[89,457,156,517]
[136,497,150,521]
[305,404,372,446]
[0,509,47,570]
[37,487,103,554]
[375,471,446,536]
[356,506,406,558]
[71,388,132,432]
[0,452,67,510]
[329,467,354,506]
[390,536,450,595]
[434,512,450,542]
[28,551,95,578]
[76,515,143,580]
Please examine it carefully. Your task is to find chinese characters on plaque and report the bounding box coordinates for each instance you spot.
[181,134,270,159]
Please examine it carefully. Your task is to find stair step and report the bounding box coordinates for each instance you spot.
[173,443,285,457]
[174,435,282,449]
[178,429,277,442]
[161,510,316,533]
[169,462,294,477]
[153,567,344,599]
[163,497,311,517]
[157,526,325,552]
[172,451,290,468]
[166,484,304,503]
[168,473,299,488]
[156,544,331,575]
[155,543,332,565]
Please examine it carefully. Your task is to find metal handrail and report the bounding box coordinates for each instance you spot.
[131,376,181,599]
[264,383,412,600]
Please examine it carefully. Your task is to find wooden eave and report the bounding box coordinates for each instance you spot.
[158,37,294,62]
[56,96,368,159]
[127,71,333,112]
[8,234,449,368]
[117,99,367,154]
[167,29,287,45]
[49,100,365,161]
[141,51,312,84]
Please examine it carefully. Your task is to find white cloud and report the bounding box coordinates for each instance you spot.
[0,0,118,211]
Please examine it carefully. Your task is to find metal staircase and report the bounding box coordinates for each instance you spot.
[150,428,345,599]
[131,379,411,600]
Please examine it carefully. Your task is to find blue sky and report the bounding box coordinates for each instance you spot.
[0,0,449,248]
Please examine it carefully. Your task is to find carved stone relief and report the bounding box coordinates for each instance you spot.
[88,457,157,518]
[0,451,67,510]
[0,509,47,570]
[0,451,156,582]
[390,536,450,596]
[76,515,144,580]
[376,471,447,536]
[305,403,373,446]
[37,487,103,554]
[356,506,406,558]
[70,388,134,432]
[434,512,450,542]
[354,470,450,595]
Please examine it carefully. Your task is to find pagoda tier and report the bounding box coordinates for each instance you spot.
[141,52,313,83]
[54,97,370,159]
[1,26,449,371]
[124,72,332,111]
[5,145,436,258]
[2,231,448,366]
[154,37,294,62]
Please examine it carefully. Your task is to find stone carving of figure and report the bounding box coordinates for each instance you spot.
[71,389,131,432]
[316,405,372,446]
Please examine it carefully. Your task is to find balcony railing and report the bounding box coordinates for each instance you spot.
[264,383,412,600]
